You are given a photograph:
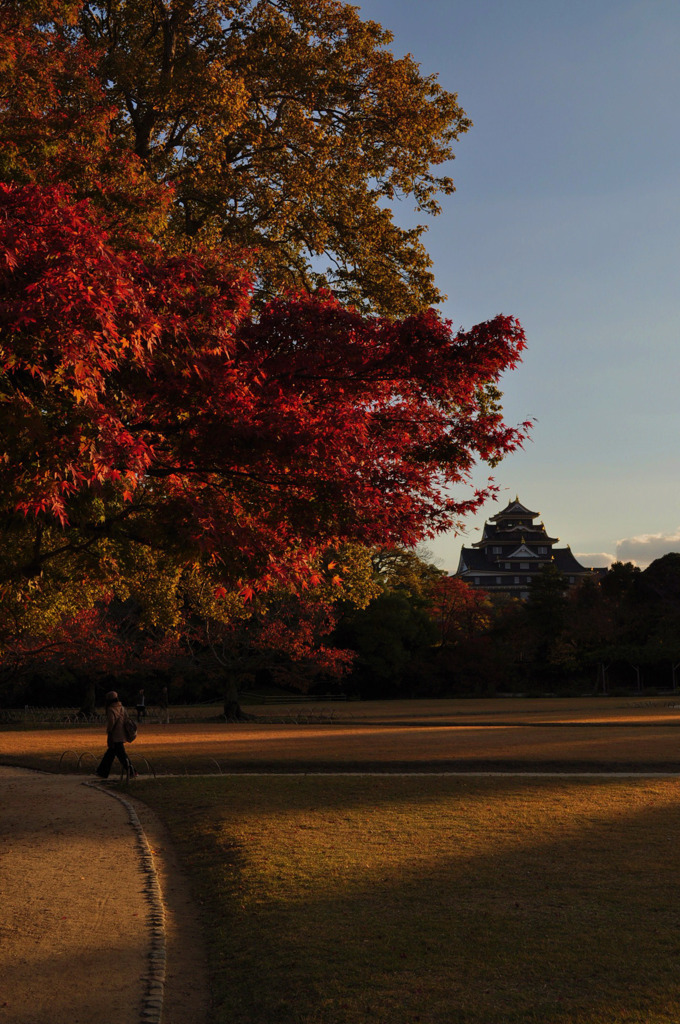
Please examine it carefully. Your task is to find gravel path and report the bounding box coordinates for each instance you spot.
[0,768,207,1024]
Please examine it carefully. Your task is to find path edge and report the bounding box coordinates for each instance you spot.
[85,781,166,1024]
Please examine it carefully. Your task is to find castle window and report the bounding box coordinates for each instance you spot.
[520,562,529,570]
[538,546,547,554]
[514,576,520,584]
[474,577,481,585]
[505,562,510,569]
[496,576,502,585]
[493,546,502,554]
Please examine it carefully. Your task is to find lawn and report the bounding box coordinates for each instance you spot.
[3,697,680,774]
[5,698,680,1022]
[135,773,680,1024]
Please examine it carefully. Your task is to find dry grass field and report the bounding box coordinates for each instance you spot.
[6,698,680,1023]
[135,773,680,1024]
[3,697,680,775]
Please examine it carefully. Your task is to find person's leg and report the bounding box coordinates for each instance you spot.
[113,742,136,778]
[96,745,115,778]
[112,742,129,769]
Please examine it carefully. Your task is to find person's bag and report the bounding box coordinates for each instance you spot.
[123,713,138,743]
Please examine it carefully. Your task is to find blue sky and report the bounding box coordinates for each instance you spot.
[357,0,680,570]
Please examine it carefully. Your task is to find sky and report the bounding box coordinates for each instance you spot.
[356,0,680,571]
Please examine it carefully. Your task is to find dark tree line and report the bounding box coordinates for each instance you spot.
[7,552,680,709]
[333,553,680,699]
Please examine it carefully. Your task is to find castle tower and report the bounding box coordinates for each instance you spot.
[454,497,596,599]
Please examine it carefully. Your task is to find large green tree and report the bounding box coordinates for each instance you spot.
[51,0,472,314]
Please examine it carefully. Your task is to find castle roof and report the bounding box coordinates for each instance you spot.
[458,544,592,577]
[473,522,558,547]
[488,497,539,521]
[551,547,591,574]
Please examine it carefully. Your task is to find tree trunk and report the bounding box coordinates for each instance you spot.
[222,675,254,721]
[79,680,96,717]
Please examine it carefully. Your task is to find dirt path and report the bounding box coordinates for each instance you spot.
[0,768,208,1024]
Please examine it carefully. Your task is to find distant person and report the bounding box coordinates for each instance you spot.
[159,686,170,725]
[95,692,136,779]
[135,688,146,721]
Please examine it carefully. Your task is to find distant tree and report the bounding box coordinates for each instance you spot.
[637,555,680,690]
[330,547,439,696]
[646,610,680,691]
[431,576,492,647]
[559,562,668,694]
[335,590,438,698]
[555,575,614,692]
[181,546,378,717]
[524,564,569,673]
[0,604,180,711]
[370,547,445,599]
[428,578,501,695]
[185,587,353,718]
[638,553,680,605]
[600,560,642,600]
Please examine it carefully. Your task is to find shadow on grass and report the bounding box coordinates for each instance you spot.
[136,775,680,1024]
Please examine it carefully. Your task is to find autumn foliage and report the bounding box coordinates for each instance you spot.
[0,181,528,578]
[0,2,530,700]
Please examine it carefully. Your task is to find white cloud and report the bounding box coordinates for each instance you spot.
[576,551,616,568]
[615,530,680,568]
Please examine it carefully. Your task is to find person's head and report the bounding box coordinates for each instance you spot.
[104,691,119,707]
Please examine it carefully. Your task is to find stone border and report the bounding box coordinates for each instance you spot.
[85,782,166,1024]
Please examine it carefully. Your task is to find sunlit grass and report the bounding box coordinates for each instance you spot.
[6,705,680,1020]
[135,774,680,1024]
[4,697,680,774]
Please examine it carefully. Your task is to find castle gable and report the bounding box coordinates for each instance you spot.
[507,544,539,559]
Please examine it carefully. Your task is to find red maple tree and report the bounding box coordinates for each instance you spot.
[0,8,530,702]
[0,181,529,591]
[431,576,493,645]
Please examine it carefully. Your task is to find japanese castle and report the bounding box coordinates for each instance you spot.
[455,497,596,599]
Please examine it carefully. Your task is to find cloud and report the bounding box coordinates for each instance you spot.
[576,551,616,568]
[615,530,680,568]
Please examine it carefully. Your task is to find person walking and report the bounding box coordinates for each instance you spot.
[135,688,146,721]
[95,692,136,779]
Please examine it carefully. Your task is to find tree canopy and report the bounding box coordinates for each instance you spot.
[0,1,531,701]
[9,0,471,314]
[0,180,528,588]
